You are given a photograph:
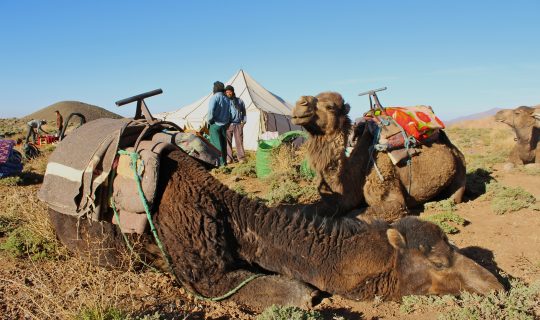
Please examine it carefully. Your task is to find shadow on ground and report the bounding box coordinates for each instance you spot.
[460,245,511,290]
[465,168,495,201]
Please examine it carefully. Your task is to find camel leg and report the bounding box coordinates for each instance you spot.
[445,148,467,203]
[211,271,319,311]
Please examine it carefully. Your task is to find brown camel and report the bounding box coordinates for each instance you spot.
[495,106,540,165]
[48,148,500,311]
[291,92,467,221]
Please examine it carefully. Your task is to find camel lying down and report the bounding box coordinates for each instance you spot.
[49,149,502,311]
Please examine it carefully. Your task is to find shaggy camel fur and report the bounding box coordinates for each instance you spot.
[291,92,466,221]
[495,106,540,165]
[49,149,501,311]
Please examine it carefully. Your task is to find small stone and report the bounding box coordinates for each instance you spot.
[502,162,515,172]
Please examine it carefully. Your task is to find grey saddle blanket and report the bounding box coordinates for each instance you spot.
[38,118,219,228]
[38,118,149,219]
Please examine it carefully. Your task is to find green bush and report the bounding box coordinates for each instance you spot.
[257,305,323,320]
[0,176,22,187]
[482,182,536,214]
[422,199,465,234]
[0,227,58,260]
[76,307,127,320]
[231,158,257,177]
[423,212,466,234]
[401,279,540,320]
[231,183,247,196]
[265,177,304,205]
[0,215,21,236]
[211,165,232,175]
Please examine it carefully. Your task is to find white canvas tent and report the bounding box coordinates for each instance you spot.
[156,70,302,150]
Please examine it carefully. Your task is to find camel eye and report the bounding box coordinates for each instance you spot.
[430,261,447,270]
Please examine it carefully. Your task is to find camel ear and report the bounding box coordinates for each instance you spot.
[343,103,351,115]
[387,229,406,250]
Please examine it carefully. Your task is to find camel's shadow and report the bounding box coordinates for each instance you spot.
[464,168,495,201]
[319,307,364,319]
[460,246,511,290]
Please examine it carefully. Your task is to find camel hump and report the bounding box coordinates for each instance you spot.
[395,141,458,202]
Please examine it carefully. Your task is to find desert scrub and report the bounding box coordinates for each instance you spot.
[211,165,232,175]
[482,182,537,214]
[0,175,22,186]
[422,199,465,234]
[231,156,257,177]
[423,212,466,234]
[518,165,540,176]
[231,183,247,196]
[0,226,58,260]
[75,307,127,320]
[447,127,513,171]
[264,176,304,205]
[401,279,540,320]
[257,305,323,320]
[0,215,21,236]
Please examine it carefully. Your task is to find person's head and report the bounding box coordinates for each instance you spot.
[213,81,225,94]
[41,119,47,124]
[55,110,60,114]
[224,85,235,98]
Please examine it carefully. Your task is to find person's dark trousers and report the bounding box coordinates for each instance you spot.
[25,125,36,143]
[226,123,245,163]
[209,123,228,166]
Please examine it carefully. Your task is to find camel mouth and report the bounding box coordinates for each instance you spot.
[291,113,314,124]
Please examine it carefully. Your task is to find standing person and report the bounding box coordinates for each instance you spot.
[224,85,247,163]
[25,119,49,144]
[207,81,231,166]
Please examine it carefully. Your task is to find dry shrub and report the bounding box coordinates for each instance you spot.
[263,144,319,206]
[446,127,514,171]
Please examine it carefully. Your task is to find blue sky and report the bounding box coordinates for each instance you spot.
[1,0,539,121]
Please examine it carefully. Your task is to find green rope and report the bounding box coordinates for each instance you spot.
[117,150,175,271]
[116,149,261,302]
[189,274,262,302]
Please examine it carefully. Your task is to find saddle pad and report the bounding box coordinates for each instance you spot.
[385,106,445,140]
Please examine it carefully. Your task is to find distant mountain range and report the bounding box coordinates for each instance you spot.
[445,108,502,125]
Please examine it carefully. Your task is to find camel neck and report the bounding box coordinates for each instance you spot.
[227,198,397,296]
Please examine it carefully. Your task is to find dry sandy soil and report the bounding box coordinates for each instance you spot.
[0,116,538,319]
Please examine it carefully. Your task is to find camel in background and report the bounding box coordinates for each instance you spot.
[291,92,466,221]
[495,106,540,165]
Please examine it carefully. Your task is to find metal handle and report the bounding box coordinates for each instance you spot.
[358,87,387,97]
[115,89,163,107]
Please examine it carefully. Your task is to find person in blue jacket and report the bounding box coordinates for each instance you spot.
[207,81,231,166]
[224,85,247,163]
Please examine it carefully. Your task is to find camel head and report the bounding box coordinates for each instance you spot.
[388,217,503,297]
[495,106,537,132]
[292,92,351,136]
[534,106,540,128]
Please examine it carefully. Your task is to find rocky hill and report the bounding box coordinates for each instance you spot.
[23,101,122,123]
